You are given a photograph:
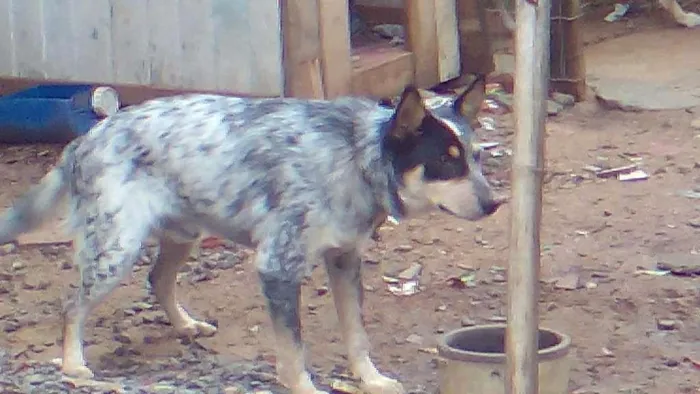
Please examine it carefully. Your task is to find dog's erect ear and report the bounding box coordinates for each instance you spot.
[454,74,486,119]
[389,85,427,140]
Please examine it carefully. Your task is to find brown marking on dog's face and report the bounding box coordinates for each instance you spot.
[448,145,460,159]
[384,76,504,220]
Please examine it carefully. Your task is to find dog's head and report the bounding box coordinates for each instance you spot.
[383,75,505,221]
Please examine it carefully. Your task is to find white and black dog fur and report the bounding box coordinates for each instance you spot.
[0,76,503,394]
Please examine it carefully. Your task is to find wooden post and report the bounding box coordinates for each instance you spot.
[405,0,440,88]
[317,0,352,99]
[549,0,586,100]
[456,0,495,76]
[281,0,325,99]
[505,0,550,393]
[435,0,461,82]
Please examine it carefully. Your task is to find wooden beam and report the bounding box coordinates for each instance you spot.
[435,0,460,82]
[456,0,495,75]
[351,46,414,99]
[405,0,439,88]
[281,0,324,98]
[506,0,551,393]
[318,0,352,98]
[549,0,586,101]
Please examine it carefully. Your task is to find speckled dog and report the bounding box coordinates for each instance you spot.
[0,76,503,394]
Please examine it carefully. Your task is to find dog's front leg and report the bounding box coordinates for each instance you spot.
[257,227,327,394]
[259,272,326,394]
[325,249,406,394]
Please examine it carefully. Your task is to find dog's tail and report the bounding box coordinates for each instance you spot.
[0,140,80,245]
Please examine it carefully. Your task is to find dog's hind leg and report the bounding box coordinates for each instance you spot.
[58,215,150,378]
[659,0,700,27]
[256,224,327,394]
[148,236,217,338]
[325,249,405,394]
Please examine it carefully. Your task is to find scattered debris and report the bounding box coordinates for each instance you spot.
[406,334,424,345]
[0,243,17,255]
[479,84,512,115]
[371,24,405,46]
[446,269,478,289]
[478,117,497,131]
[329,379,362,394]
[683,356,700,369]
[394,244,414,253]
[547,100,565,116]
[656,253,700,276]
[690,118,700,130]
[601,347,615,357]
[477,141,501,150]
[383,262,423,296]
[418,347,439,355]
[686,218,700,229]
[656,319,677,331]
[483,83,512,115]
[604,3,630,22]
[482,99,510,115]
[554,267,583,290]
[583,163,648,182]
[489,148,513,158]
[618,169,649,182]
[591,164,638,179]
[634,269,670,277]
[551,92,576,108]
[663,358,680,368]
[678,189,700,200]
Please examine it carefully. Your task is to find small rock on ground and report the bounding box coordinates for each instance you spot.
[691,118,700,130]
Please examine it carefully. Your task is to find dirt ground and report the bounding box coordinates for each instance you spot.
[2,13,700,394]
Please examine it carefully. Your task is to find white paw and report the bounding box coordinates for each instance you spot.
[290,388,329,394]
[361,375,406,394]
[686,13,700,27]
[277,371,328,394]
[176,320,218,338]
[52,358,95,379]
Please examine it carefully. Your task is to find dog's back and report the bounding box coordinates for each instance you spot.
[1,94,395,251]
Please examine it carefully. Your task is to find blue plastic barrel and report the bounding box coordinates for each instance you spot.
[0,84,107,144]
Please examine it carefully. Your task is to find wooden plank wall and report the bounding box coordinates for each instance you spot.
[0,0,283,97]
[356,0,460,86]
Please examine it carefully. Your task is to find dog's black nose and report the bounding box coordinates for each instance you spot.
[481,198,504,215]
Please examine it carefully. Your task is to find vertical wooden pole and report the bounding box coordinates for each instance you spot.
[405,0,440,88]
[549,0,586,100]
[435,0,461,82]
[505,0,550,393]
[281,0,325,99]
[317,0,352,99]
